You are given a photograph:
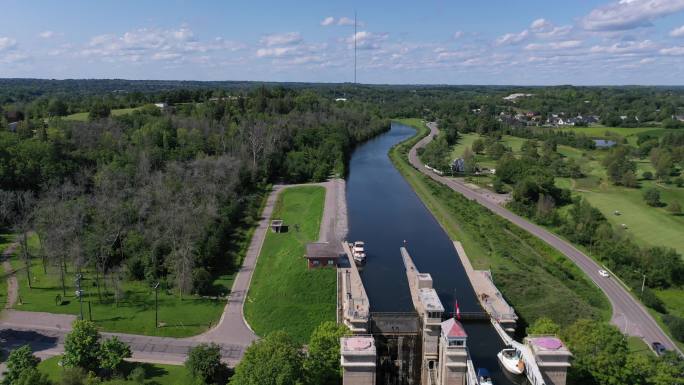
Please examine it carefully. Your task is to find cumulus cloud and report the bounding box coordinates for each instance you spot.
[660,45,684,55]
[0,37,17,51]
[260,32,302,47]
[79,26,243,63]
[496,30,529,45]
[525,40,582,50]
[582,0,684,31]
[530,18,553,32]
[671,25,684,37]
[39,31,55,39]
[320,16,335,26]
[452,31,464,39]
[337,17,355,26]
[345,31,388,50]
[589,39,657,53]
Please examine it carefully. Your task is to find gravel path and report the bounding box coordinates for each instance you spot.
[2,242,19,309]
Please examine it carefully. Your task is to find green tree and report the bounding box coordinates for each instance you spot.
[88,102,110,121]
[563,319,628,385]
[99,336,132,376]
[471,138,485,154]
[47,98,69,117]
[2,345,41,385]
[643,188,662,207]
[185,343,228,385]
[63,320,101,372]
[230,331,303,385]
[668,201,682,215]
[527,317,561,336]
[13,368,52,385]
[304,322,350,385]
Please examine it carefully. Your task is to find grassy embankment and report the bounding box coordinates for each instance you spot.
[391,118,609,330]
[244,186,336,344]
[38,356,191,385]
[63,107,142,121]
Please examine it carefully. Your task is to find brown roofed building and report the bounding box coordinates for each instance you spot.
[305,242,341,269]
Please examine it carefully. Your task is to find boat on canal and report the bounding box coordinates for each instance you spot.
[497,347,525,375]
[477,368,494,385]
[351,241,366,264]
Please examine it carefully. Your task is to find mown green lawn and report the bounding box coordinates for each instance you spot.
[64,107,142,121]
[38,356,192,385]
[243,186,335,344]
[10,234,227,337]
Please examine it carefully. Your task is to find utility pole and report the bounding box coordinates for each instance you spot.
[75,273,84,320]
[154,282,160,328]
[635,270,646,298]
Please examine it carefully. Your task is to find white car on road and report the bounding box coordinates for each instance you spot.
[598,269,610,278]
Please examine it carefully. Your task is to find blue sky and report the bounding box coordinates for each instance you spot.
[1,0,684,84]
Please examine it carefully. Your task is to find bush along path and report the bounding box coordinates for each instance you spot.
[0,179,346,367]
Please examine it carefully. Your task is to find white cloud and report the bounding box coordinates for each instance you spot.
[337,17,355,26]
[0,37,17,51]
[321,16,335,26]
[256,46,298,58]
[582,0,684,31]
[260,32,302,47]
[530,18,553,32]
[79,26,243,63]
[525,40,582,50]
[589,39,657,53]
[671,25,684,37]
[660,46,684,55]
[39,31,55,39]
[345,31,388,50]
[452,31,464,39]
[496,30,529,45]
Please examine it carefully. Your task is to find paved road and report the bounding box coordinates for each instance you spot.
[0,179,348,366]
[408,121,681,355]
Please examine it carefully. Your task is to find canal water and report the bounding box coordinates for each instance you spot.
[347,122,519,385]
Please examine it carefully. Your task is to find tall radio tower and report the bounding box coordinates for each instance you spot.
[354,10,357,84]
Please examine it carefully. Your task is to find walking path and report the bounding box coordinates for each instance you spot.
[0,179,348,366]
[2,242,19,309]
[408,121,681,355]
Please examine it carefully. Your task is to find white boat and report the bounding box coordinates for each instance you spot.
[477,368,494,385]
[497,348,525,375]
[351,241,366,264]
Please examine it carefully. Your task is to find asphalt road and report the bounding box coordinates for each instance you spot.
[407,121,681,355]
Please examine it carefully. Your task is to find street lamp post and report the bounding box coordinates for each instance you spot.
[635,270,646,298]
[153,282,160,328]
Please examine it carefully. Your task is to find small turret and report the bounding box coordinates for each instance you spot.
[437,318,468,385]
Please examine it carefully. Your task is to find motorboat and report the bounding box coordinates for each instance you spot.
[477,368,494,385]
[497,348,525,375]
[351,241,366,264]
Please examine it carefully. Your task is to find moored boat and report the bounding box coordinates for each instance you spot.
[477,368,494,385]
[351,241,366,264]
[497,347,525,375]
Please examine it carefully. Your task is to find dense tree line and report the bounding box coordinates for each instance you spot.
[0,88,388,300]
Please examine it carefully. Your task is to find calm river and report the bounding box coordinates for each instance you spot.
[346,122,519,385]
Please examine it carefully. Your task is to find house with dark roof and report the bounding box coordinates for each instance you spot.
[305,242,341,269]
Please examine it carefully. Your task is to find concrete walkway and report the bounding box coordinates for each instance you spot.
[408,121,681,355]
[0,179,348,366]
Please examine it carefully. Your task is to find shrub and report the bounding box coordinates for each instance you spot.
[128,366,146,384]
[99,337,132,376]
[663,315,684,342]
[62,320,101,372]
[668,201,682,215]
[2,345,41,385]
[643,188,661,207]
[185,343,228,385]
[642,171,653,180]
[641,288,667,313]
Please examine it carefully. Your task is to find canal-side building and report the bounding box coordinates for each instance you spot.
[305,242,341,268]
[437,318,468,385]
[341,335,377,385]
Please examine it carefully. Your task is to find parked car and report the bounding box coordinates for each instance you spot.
[598,269,610,278]
[652,342,667,356]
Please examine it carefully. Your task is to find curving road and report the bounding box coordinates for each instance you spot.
[407,121,681,355]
